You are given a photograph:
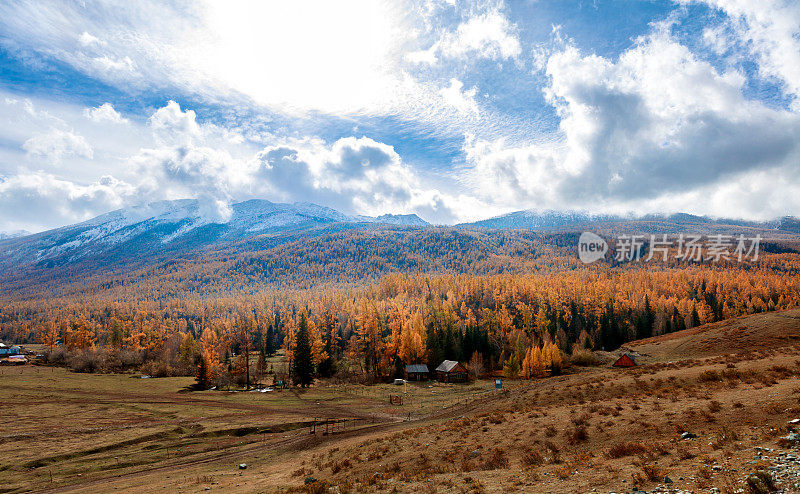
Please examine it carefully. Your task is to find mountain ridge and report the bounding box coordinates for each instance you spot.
[456,209,794,232]
[0,199,431,272]
[1,199,798,284]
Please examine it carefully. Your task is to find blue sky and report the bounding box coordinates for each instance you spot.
[0,0,799,232]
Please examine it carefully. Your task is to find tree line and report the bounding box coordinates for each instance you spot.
[2,262,798,386]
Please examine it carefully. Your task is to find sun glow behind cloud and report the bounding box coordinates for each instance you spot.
[186,1,409,115]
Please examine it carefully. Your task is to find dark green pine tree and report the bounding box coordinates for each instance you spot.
[292,313,314,387]
[265,324,275,356]
[196,355,210,390]
[689,304,700,328]
[644,295,655,337]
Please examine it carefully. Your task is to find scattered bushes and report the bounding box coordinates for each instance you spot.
[57,348,145,374]
[41,336,199,377]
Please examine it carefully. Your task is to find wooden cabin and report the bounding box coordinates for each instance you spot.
[435,360,469,383]
[612,353,637,368]
[405,364,429,381]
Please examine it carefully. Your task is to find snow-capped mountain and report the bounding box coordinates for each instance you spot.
[356,213,430,227]
[0,230,30,240]
[2,199,795,275]
[0,199,430,270]
[459,210,622,229]
[459,209,799,235]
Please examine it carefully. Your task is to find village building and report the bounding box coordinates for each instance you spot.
[6,355,27,365]
[435,360,469,383]
[404,364,429,381]
[612,353,637,368]
[0,344,20,356]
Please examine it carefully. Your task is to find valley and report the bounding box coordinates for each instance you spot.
[3,310,800,492]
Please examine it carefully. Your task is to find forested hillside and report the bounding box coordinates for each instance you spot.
[2,200,800,384]
[2,232,799,383]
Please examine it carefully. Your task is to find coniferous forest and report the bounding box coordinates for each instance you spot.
[2,228,798,387]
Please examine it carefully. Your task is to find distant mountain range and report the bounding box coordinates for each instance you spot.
[458,210,800,234]
[0,199,798,288]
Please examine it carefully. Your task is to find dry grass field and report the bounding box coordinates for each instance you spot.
[0,366,504,492]
[3,310,800,493]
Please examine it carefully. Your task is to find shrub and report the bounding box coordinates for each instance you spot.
[44,347,67,365]
[520,447,544,467]
[640,463,663,482]
[480,448,509,470]
[544,441,561,464]
[745,470,778,493]
[607,441,648,459]
[570,350,601,367]
[565,425,588,445]
[67,350,102,373]
[698,370,722,382]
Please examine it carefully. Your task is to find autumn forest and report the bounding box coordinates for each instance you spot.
[2,228,799,388]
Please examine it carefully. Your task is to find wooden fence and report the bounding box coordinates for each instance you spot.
[309,415,377,435]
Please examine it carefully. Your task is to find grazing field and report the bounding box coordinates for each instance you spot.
[4,310,800,493]
[0,367,503,493]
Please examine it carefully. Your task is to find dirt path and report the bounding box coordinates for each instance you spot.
[29,381,521,493]
[32,418,404,494]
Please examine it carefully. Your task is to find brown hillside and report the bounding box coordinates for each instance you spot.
[627,308,800,361]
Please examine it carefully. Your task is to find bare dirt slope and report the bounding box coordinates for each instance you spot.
[627,309,800,361]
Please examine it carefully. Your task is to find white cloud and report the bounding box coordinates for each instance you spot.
[78,31,102,47]
[439,10,521,61]
[252,136,456,220]
[439,78,479,115]
[684,0,800,107]
[405,46,438,65]
[124,103,456,223]
[0,0,534,147]
[22,129,94,164]
[701,25,732,55]
[462,28,800,218]
[2,95,462,230]
[4,2,799,229]
[83,103,128,124]
[408,7,521,66]
[129,145,240,222]
[148,100,201,146]
[0,172,135,232]
[89,54,136,76]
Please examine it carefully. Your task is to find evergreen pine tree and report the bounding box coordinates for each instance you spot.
[292,313,314,387]
[265,324,275,356]
[689,304,700,328]
[644,295,654,337]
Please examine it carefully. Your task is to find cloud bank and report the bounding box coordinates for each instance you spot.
[0,0,799,232]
